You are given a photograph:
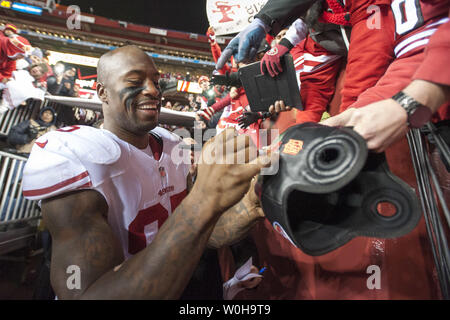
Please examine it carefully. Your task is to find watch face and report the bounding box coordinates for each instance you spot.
[401,98,410,105]
[409,106,432,129]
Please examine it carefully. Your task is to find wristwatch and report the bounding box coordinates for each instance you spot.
[392,91,433,129]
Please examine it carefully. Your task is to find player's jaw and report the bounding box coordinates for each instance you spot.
[125,94,161,133]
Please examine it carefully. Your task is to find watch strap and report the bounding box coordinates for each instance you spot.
[392,91,432,128]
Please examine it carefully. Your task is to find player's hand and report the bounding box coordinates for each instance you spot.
[268,100,292,115]
[216,18,268,70]
[321,100,408,153]
[193,128,273,214]
[230,87,240,100]
[197,106,215,122]
[260,42,291,77]
[242,175,265,220]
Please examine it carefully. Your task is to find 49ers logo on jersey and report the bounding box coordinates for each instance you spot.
[158,185,174,197]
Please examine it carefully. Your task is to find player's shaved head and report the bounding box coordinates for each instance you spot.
[96,45,162,144]
[97,45,155,87]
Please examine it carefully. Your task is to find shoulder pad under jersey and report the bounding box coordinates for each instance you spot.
[151,126,183,144]
[22,126,120,201]
[49,125,121,165]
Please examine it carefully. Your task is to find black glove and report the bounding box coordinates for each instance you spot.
[238,111,271,129]
[28,127,39,140]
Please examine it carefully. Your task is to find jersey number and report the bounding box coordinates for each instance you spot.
[391,0,424,35]
[128,190,187,255]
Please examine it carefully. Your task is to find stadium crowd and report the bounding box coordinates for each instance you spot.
[0,0,449,302]
[0,23,221,154]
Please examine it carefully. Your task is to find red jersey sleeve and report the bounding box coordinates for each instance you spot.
[210,94,232,113]
[413,18,450,86]
[0,60,16,82]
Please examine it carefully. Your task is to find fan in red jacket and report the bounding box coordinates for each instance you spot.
[0,35,32,84]
[207,27,238,75]
[258,0,396,125]
[1,24,18,38]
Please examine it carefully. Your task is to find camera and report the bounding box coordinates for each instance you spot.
[210,71,242,88]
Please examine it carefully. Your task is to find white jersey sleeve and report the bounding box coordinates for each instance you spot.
[284,18,308,48]
[22,126,121,201]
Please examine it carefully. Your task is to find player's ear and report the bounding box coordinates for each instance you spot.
[97,82,108,103]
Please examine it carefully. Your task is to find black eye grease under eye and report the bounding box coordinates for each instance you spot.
[119,86,145,111]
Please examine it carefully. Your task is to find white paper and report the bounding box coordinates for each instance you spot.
[223,257,263,300]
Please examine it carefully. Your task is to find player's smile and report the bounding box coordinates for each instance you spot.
[135,102,160,118]
[119,85,161,121]
[135,98,161,110]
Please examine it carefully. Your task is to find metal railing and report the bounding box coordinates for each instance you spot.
[43,95,196,127]
[1,96,195,138]
[0,95,196,224]
[0,100,43,137]
[0,151,40,225]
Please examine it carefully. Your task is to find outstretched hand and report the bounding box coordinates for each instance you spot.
[216,18,268,70]
[321,100,408,153]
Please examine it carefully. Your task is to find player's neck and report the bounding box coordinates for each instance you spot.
[103,122,149,150]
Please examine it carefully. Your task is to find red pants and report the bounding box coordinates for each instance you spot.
[340,4,396,111]
[291,36,343,125]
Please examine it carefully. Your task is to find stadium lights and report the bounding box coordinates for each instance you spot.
[11,2,43,15]
[0,1,12,9]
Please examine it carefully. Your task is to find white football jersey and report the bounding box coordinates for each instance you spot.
[22,125,190,259]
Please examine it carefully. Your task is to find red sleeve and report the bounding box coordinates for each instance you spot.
[413,19,450,86]
[0,60,16,82]
[296,56,343,124]
[211,42,222,63]
[210,94,232,113]
[340,5,396,111]
[292,36,343,124]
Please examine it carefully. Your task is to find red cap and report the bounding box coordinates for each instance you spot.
[198,76,210,84]
[4,24,18,34]
[6,35,32,59]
